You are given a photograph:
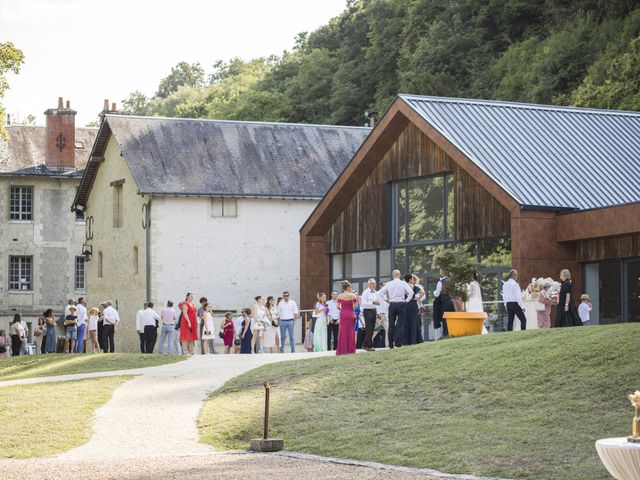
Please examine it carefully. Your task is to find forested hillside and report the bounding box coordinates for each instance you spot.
[122,0,640,126]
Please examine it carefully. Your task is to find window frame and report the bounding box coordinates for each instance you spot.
[9,255,33,291]
[75,256,86,292]
[9,185,34,221]
[211,197,238,218]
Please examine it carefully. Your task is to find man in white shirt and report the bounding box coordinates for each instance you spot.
[277,291,299,353]
[360,279,380,351]
[135,303,148,353]
[140,302,160,354]
[502,269,526,331]
[378,270,414,348]
[74,297,88,353]
[326,291,340,350]
[102,300,120,353]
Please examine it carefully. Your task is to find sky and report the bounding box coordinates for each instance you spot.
[1,0,347,126]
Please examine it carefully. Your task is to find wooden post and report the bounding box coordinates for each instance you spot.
[264,382,271,439]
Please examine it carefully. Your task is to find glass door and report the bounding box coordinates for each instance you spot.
[626,260,640,323]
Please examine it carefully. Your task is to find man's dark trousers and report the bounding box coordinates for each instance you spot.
[139,332,146,353]
[362,308,377,349]
[144,325,157,354]
[388,302,405,348]
[102,324,115,353]
[327,321,339,350]
[507,302,527,331]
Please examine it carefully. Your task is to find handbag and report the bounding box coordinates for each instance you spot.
[218,330,224,339]
[534,297,546,312]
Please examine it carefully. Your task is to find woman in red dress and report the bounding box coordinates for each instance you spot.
[336,280,358,355]
[179,292,198,355]
[222,312,235,354]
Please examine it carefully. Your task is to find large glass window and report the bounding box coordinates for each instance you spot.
[10,186,33,221]
[395,174,453,244]
[9,256,32,291]
[583,260,640,325]
[345,252,376,279]
[627,260,640,323]
[75,256,85,291]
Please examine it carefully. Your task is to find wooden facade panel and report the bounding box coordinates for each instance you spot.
[326,123,511,253]
[576,233,640,262]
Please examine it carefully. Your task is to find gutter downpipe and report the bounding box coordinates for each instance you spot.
[144,194,152,302]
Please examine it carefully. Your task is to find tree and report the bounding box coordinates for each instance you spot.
[0,41,25,138]
[156,62,205,98]
[121,90,152,116]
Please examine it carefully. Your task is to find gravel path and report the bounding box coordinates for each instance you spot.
[1,352,502,479]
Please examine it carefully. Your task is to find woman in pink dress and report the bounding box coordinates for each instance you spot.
[336,280,359,356]
[179,292,198,355]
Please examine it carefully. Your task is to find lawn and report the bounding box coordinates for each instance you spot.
[199,323,640,480]
[0,353,185,381]
[0,376,130,458]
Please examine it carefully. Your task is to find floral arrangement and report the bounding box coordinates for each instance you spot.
[522,277,561,301]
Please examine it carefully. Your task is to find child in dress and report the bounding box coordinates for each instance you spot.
[87,307,100,353]
[304,318,314,352]
[578,294,592,326]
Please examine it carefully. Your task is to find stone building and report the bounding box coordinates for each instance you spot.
[0,97,97,338]
[72,114,369,352]
[300,95,640,327]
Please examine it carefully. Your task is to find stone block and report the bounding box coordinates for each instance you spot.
[250,438,284,452]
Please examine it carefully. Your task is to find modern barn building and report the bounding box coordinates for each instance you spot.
[300,95,640,326]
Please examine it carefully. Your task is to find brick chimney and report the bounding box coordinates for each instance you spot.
[44,97,77,169]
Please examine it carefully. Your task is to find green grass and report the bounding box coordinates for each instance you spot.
[0,376,130,458]
[0,353,185,381]
[199,324,640,480]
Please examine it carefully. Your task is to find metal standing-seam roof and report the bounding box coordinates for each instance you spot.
[73,115,370,208]
[400,94,640,211]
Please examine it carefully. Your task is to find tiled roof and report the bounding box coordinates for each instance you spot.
[401,95,640,211]
[74,115,370,207]
[0,125,97,176]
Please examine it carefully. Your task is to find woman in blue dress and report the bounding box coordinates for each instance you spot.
[43,309,57,353]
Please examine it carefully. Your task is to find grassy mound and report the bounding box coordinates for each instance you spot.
[0,376,130,458]
[0,353,185,381]
[199,324,640,480]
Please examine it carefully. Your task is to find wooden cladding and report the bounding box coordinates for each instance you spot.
[577,233,640,262]
[454,165,511,241]
[325,123,511,253]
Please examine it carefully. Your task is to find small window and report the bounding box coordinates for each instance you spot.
[75,209,85,222]
[112,184,123,227]
[133,246,139,275]
[9,256,32,291]
[75,141,84,149]
[211,198,238,218]
[98,251,103,278]
[75,256,85,291]
[10,186,33,221]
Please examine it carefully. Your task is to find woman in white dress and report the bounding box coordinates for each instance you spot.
[313,292,328,352]
[263,296,279,353]
[201,303,215,354]
[466,271,488,334]
[251,296,267,354]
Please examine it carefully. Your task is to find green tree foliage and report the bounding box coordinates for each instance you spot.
[0,41,24,138]
[123,1,640,125]
[155,61,205,98]
[121,90,152,116]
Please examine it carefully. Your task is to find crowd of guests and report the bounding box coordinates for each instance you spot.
[0,266,593,360]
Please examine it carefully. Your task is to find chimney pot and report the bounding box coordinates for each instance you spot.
[111,102,117,112]
[66,100,70,109]
[58,97,64,109]
[103,99,109,112]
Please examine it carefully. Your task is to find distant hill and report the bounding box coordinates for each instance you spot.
[124,0,640,125]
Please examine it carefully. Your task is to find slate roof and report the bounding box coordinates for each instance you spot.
[400,94,640,211]
[0,125,97,177]
[74,115,370,208]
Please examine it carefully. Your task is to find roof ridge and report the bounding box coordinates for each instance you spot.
[105,114,372,130]
[399,94,640,117]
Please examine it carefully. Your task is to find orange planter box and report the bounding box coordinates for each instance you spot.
[443,311,488,337]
